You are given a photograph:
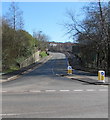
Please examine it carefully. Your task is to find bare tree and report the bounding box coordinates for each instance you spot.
[64,1,109,71]
[6,2,24,30]
[33,31,49,51]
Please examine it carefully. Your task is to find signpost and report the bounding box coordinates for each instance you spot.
[67,66,72,75]
[98,70,105,83]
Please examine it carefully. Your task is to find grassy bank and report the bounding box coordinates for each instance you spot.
[39,51,48,58]
[3,51,49,74]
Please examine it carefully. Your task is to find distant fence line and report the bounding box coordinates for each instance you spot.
[20,51,40,68]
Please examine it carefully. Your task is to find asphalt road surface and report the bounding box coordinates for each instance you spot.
[2,52,108,118]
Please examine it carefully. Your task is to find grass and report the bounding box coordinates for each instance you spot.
[4,65,20,74]
[39,51,48,58]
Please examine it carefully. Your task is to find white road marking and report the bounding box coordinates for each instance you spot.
[60,90,70,92]
[29,90,41,93]
[0,113,19,116]
[74,90,83,92]
[1,91,7,93]
[86,89,95,91]
[1,88,108,94]
[99,89,108,91]
[45,90,56,92]
[102,86,108,88]
[1,110,56,116]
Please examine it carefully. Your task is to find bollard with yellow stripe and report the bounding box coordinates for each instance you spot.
[67,66,72,75]
[98,70,105,83]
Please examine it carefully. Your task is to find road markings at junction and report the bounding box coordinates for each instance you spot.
[73,90,83,92]
[1,89,108,93]
[101,85,108,88]
[86,89,95,91]
[1,91,7,93]
[45,90,56,92]
[99,89,108,91]
[0,113,19,116]
[60,90,70,92]
[29,90,41,93]
[1,110,56,116]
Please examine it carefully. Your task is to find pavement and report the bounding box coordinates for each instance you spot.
[64,52,110,86]
[65,70,110,85]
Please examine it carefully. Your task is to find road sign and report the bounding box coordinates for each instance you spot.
[98,70,105,83]
[67,66,72,74]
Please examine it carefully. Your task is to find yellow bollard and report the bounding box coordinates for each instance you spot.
[67,66,72,74]
[98,70,105,83]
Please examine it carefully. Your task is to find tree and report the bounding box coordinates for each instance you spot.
[64,1,109,72]
[33,31,49,51]
[2,19,17,70]
[2,18,36,71]
[5,2,24,30]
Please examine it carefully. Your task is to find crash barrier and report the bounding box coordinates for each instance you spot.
[68,66,72,74]
[98,70,105,83]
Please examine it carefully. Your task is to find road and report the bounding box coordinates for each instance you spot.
[2,52,108,118]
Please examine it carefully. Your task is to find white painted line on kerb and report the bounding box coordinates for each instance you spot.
[45,90,56,92]
[27,69,32,72]
[60,90,70,92]
[7,75,18,80]
[99,89,108,91]
[74,90,83,92]
[86,89,95,91]
[22,71,28,74]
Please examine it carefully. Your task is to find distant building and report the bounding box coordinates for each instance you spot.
[49,42,58,47]
[48,42,78,52]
